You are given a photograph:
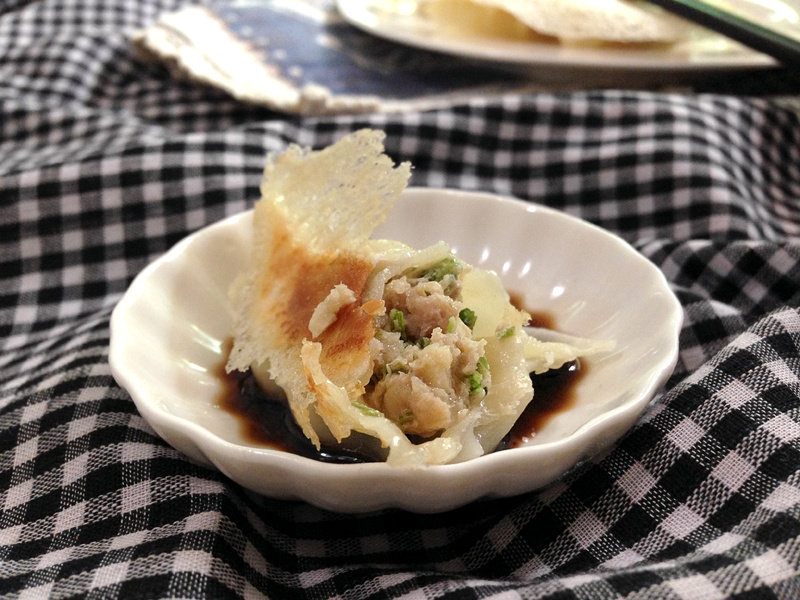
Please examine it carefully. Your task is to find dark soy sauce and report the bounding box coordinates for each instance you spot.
[501,294,586,447]
[215,301,584,462]
[508,291,555,330]
[496,359,585,450]
[213,342,377,463]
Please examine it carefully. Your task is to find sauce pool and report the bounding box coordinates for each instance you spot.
[213,342,375,463]
[497,359,586,451]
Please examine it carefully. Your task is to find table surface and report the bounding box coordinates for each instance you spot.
[2,0,800,599]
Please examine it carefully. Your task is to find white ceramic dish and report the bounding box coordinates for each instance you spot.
[336,0,781,80]
[109,188,682,513]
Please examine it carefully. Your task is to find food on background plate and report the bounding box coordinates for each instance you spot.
[226,129,612,467]
[419,0,708,46]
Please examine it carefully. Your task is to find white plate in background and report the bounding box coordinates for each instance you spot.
[336,0,783,81]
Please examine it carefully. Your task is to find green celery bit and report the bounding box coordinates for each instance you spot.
[389,308,406,335]
[417,336,431,348]
[477,355,489,373]
[377,360,408,379]
[446,316,457,333]
[419,257,461,282]
[466,371,483,393]
[398,410,415,425]
[352,401,382,418]
[497,326,515,339]
[459,307,477,329]
[386,360,407,374]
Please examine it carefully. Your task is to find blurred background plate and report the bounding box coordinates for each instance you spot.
[336,0,786,84]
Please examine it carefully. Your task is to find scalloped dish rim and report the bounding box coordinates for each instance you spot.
[109,187,682,513]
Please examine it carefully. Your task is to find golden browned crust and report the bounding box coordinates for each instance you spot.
[226,130,411,447]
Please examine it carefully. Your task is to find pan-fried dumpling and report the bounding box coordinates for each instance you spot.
[227,130,611,466]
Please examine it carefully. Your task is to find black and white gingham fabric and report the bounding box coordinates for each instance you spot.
[2,1,800,598]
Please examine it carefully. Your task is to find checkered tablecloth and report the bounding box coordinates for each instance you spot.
[2,0,800,598]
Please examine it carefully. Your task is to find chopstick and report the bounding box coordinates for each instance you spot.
[643,0,800,68]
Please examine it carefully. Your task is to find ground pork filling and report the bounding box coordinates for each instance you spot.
[364,265,491,438]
